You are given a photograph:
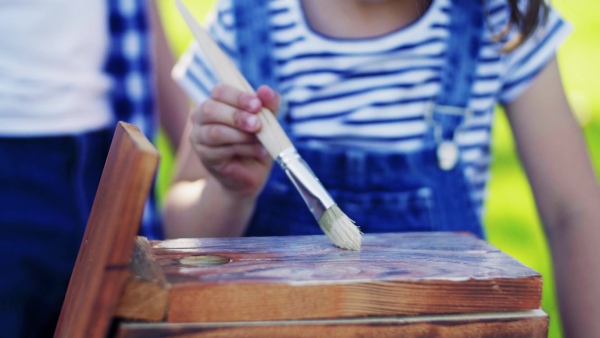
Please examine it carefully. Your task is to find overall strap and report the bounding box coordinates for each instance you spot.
[232,0,279,91]
[429,0,485,169]
[437,0,485,109]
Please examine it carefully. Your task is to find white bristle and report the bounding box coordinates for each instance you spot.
[318,204,362,251]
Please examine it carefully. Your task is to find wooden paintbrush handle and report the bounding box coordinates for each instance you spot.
[234,71,293,158]
[256,107,294,159]
[175,0,293,158]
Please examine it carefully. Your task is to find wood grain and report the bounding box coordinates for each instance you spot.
[116,232,543,323]
[54,122,159,338]
[129,237,167,284]
[116,310,548,338]
[115,237,169,322]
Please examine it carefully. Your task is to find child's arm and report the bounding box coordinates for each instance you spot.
[163,85,280,238]
[149,1,190,150]
[504,57,600,337]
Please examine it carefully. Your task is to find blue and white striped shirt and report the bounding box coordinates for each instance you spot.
[173,0,571,215]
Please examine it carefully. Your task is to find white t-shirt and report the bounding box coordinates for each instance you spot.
[0,0,113,136]
[173,0,571,215]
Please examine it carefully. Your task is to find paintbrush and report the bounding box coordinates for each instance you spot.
[175,0,361,250]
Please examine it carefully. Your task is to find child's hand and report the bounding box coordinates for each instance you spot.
[189,83,280,198]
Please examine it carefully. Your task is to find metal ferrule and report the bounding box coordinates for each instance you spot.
[276,147,335,221]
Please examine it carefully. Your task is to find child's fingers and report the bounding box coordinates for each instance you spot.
[211,83,262,112]
[196,99,261,133]
[194,143,267,170]
[195,124,256,146]
[256,85,281,114]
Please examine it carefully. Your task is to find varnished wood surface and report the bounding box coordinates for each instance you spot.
[153,232,539,283]
[117,232,543,323]
[54,122,159,338]
[117,309,548,338]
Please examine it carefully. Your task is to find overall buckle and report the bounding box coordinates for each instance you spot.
[424,101,472,170]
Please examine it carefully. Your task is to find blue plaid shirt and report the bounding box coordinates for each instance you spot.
[105,0,163,239]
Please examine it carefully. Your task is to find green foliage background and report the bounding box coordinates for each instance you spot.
[155,2,600,337]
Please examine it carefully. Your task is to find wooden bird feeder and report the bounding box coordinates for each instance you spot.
[54,122,548,338]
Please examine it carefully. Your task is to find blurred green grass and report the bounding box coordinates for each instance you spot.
[156,2,600,337]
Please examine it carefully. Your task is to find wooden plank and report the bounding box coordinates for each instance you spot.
[117,309,548,338]
[117,232,542,323]
[167,278,541,322]
[54,122,159,338]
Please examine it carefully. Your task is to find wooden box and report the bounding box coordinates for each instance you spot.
[54,123,548,338]
[114,233,547,338]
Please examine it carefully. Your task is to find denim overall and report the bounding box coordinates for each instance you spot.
[234,0,485,238]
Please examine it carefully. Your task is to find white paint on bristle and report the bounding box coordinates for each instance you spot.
[318,204,362,251]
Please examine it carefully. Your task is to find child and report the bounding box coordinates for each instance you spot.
[165,0,600,336]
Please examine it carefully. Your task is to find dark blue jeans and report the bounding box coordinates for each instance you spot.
[246,143,484,239]
[0,128,112,338]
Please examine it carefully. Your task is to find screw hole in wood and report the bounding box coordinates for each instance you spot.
[179,255,231,266]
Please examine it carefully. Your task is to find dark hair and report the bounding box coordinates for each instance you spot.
[492,0,549,51]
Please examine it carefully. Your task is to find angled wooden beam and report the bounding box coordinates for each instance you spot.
[55,122,159,338]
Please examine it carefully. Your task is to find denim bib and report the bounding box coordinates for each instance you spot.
[234,0,486,238]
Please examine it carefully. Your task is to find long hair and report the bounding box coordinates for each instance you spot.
[495,0,549,52]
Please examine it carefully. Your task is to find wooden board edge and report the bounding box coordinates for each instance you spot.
[117,122,159,157]
[166,276,543,322]
[117,309,548,338]
[115,275,169,322]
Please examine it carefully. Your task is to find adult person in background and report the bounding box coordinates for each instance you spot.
[0,1,188,337]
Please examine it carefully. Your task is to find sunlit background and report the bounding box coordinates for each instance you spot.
[155,2,600,337]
